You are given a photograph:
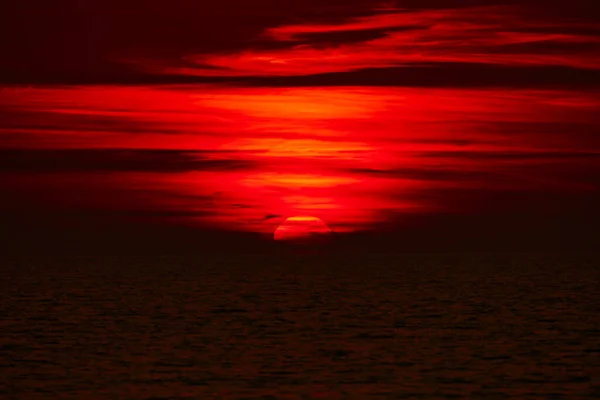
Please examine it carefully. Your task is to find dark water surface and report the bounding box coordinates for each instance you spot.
[1,253,599,399]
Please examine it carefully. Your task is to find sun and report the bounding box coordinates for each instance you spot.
[273,216,333,244]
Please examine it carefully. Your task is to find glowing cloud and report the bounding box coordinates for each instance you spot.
[153,6,600,77]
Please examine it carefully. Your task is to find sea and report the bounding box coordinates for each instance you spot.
[1,253,599,399]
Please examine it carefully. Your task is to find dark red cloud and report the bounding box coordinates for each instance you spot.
[145,5,600,78]
[0,149,255,173]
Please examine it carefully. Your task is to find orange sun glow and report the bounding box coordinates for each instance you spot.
[273,216,333,243]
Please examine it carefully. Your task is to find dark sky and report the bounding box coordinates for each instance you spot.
[1,0,599,254]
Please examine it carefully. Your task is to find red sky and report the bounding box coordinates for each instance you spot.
[1,0,599,252]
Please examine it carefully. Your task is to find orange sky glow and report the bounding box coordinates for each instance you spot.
[2,83,599,236]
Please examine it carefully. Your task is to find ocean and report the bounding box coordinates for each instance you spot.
[1,253,599,399]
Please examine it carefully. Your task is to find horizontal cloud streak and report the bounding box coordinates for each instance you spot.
[0,149,255,173]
